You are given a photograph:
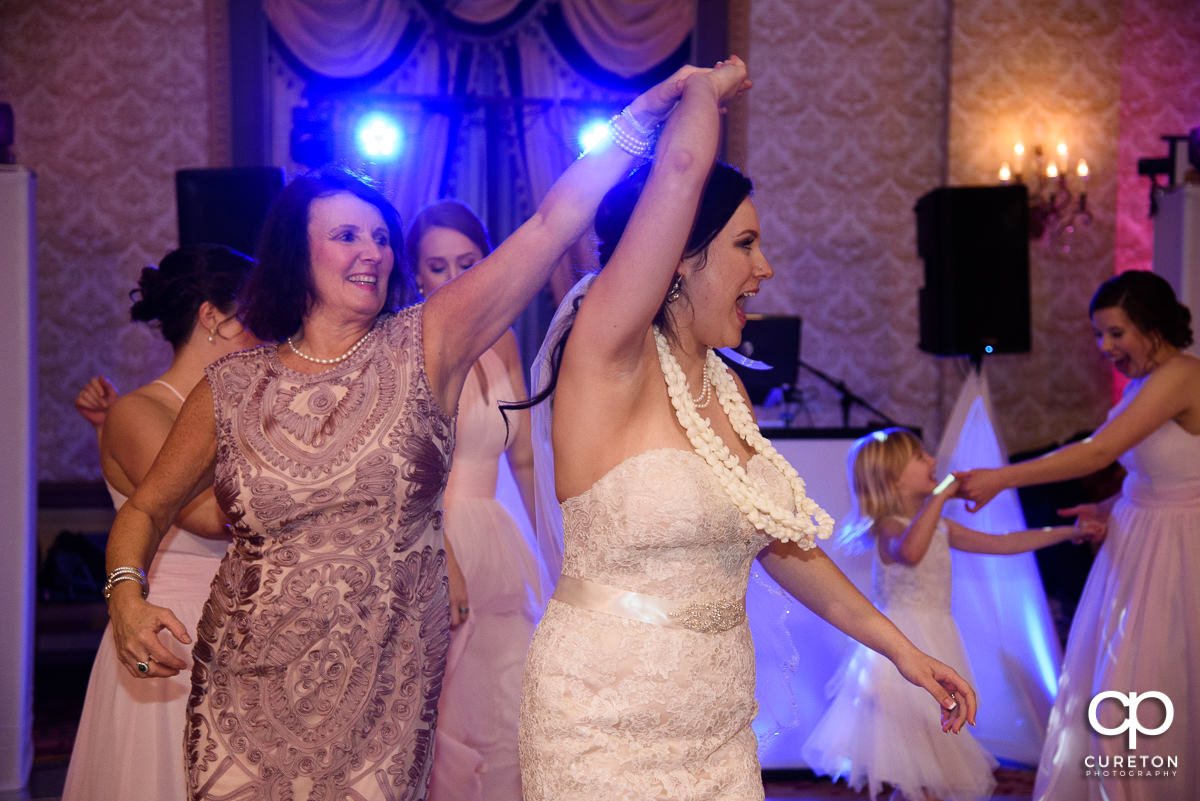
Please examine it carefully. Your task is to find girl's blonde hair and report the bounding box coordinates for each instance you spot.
[837,427,924,552]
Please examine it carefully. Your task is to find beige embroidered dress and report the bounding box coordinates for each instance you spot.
[186,306,455,801]
[518,448,791,801]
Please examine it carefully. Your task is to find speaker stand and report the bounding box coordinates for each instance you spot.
[797,358,900,428]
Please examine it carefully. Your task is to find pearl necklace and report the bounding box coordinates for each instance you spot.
[654,327,834,547]
[287,326,376,365]
[691,362,713,408]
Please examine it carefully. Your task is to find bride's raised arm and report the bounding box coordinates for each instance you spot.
[570,57,751,370]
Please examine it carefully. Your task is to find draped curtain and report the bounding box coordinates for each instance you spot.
[264,0,690,358]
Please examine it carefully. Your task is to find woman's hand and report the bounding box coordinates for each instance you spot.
[1060,503,1108,544]
[627,65,702,128]
[891,647,978,734]
[627,55,751,129]
[955,468,1007,512]
[445,535,470,629]
[107,586,191,679]
[705,55,751,105]
[74,376,118,430]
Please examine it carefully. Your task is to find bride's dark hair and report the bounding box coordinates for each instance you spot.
[504,162,753,418]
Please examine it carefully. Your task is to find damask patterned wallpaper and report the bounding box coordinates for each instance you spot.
[1115,0,1200,277]
[4,0,1195,480]
[943,0,1120,453]
[746,0,959,445]
[745,0,1187,456]
[0,0,217,482]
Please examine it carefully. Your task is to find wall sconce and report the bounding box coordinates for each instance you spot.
[999,142,1092,245]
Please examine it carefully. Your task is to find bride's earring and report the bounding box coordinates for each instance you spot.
[666,274,683,303]
[207,328,216,343]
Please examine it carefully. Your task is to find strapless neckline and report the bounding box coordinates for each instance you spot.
[562,448,769,507]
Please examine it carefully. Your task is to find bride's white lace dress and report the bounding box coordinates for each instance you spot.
[518,448,791,801]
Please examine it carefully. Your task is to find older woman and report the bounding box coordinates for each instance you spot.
[102,67,697,800]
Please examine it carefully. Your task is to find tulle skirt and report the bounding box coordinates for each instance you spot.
[801,602,997,801]
[428,496,539,801]
[62,547,224,801]
[1033,491,1200,801]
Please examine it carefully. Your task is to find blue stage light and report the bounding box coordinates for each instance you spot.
[578,119,610,153]
[355,112,403,160]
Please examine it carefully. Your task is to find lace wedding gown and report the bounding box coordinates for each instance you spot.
[518,448,790,801]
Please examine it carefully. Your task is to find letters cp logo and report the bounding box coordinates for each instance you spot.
[1088,691,1174,749]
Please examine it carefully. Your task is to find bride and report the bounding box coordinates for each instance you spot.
[516,56,978,800]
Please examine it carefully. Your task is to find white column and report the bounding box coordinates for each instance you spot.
[0,165,36,790]
[1154,184,1200,357]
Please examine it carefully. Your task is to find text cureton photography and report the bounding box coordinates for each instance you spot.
[1084,691,1180,779]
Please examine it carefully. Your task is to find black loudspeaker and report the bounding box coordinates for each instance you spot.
[727,315,801,405]
[915,185,1031,356]
[176,167,286,257]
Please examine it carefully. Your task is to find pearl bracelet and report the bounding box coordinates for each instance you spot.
[607,107,657,158]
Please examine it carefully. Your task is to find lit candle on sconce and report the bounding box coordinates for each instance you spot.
[999,162,1012,183]
[1014,142,1025,177]
[1057,141,1068,163]
[1046,161,1059,179]
[1076,158,1089,181]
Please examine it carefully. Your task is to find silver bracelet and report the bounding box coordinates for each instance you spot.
[103,566,148,601]
[620,106,657,137]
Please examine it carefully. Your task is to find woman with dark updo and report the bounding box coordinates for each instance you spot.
[959,270,1200,801]
[63,244,258,801]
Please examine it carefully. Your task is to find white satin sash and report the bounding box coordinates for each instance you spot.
[552,575,746,634]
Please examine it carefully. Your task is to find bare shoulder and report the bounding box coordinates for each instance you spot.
[1164,352,1200,381]
[871,518,904,563]
[873,517,905,539]
[107,384,176,432]
[1143,353,1200,405]
[1151,351,1200,376]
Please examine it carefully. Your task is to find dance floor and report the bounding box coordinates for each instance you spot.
[13,606,1036,801]
[764,767,1035,799]
[1,764,1036,801]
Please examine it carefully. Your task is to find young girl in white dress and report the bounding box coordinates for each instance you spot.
[802,427,1103,801]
